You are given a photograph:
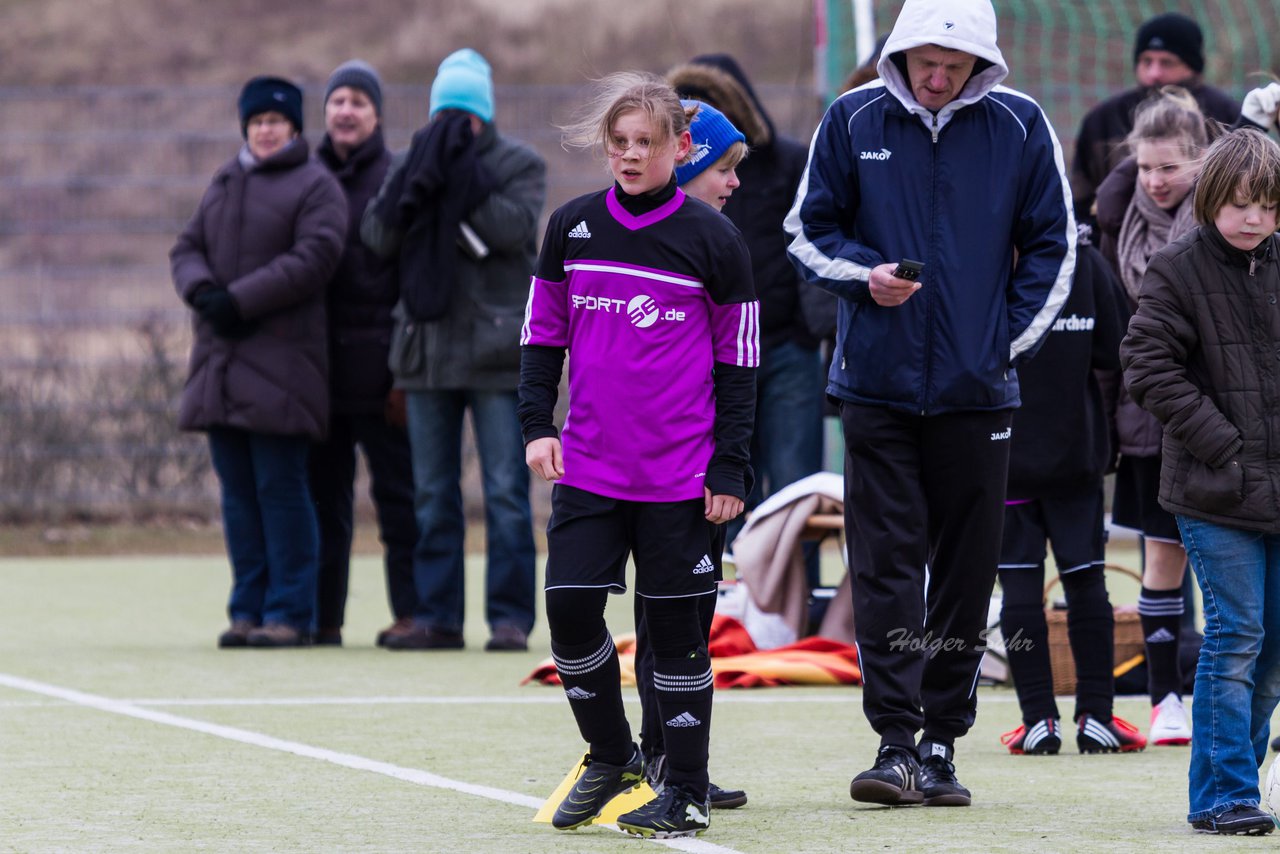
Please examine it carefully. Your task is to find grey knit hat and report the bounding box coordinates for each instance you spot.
[325,59,383,116]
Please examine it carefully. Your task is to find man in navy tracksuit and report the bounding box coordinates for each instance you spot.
[786,0,1075,807]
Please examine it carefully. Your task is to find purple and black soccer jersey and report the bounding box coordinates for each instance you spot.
[521,185,759,502]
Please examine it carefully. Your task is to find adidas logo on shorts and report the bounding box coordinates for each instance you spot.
[564,687,597,700]
[567,220,591,238]
[691,554,714,575]
[666,711,702,728]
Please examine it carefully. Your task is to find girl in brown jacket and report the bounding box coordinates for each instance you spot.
[1121,129,1280,835]
[170,76,347,649]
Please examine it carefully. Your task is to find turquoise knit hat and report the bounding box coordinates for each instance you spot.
[676,100,746,185]
[429,48,494,122]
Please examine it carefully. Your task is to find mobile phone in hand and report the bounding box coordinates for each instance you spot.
[892,259,925,281]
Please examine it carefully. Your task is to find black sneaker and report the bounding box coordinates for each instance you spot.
[849,745,922,805]
[551,745,644,830]
[917,741,971,807]
[709,782,748,809]
[617,783,710,838]
[1191,805,1275,835]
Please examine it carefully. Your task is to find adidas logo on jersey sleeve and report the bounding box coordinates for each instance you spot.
[567,220,591,238]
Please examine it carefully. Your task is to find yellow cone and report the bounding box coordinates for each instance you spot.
[533,753,657,824]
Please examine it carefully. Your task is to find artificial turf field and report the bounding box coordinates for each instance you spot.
[2,547,1278,853]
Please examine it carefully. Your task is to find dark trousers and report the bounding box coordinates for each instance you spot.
[309,412,418,630]
[840,403,1012,749]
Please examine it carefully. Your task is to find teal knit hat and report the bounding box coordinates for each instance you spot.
[676,100,746,185]
[429,49,494,122]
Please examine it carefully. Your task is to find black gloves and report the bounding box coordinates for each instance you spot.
[192,289,254,339]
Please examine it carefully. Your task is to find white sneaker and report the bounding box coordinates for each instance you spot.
[1149,692,1192,746]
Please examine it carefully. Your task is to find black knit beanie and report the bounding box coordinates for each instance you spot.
[1133,13,1204,74]
[238,76,304,138]
[325,60,383,116]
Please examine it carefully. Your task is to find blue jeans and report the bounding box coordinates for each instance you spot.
[405,390,536,634]
[1178,515,1280,822]
[208,428,318,630]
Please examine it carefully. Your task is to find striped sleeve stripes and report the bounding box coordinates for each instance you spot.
[653,665,714,693]
[734,300,761,368]
[552,634,616,677]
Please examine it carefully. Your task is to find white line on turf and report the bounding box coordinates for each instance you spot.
[0,672,742,854]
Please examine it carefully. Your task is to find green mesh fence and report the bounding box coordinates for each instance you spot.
[837,1,1279,147]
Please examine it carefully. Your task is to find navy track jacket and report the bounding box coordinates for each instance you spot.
[786,0,1075,415]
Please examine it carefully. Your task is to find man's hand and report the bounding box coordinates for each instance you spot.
[526,437,564,482]
[384,389,407,428]
[704,488,744,524]
[868,262,923,307]
[1242,81,1280,130]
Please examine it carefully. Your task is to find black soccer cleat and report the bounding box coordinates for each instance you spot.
[617,783,711,838]
[849,744,922,805]
[1000,718,1062,755]
[550,745,644,830]
[917,741,971,806]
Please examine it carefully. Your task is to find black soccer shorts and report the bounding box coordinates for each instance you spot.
[544,484,720,599]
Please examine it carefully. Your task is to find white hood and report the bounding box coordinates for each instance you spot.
[876,0,1008,125]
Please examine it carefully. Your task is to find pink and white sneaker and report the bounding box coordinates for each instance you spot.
[1150,692,1192,745]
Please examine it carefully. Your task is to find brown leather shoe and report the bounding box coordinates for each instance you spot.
[314,627,343,646]
[485,624,529,652]
[218,620,256,648]
[246,623,310,648]
[376,616,415,647]
[384,625,464,650]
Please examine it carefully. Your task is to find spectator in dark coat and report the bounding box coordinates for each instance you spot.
[171,76,347,648]
[363,49,546,652]
[668,54,827,587]
[1071,12,1238,224]
[310,60,419,648]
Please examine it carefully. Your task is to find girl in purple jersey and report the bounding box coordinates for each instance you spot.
[519,73,759,839]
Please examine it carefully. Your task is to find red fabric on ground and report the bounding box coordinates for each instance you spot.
[521,614,861,688]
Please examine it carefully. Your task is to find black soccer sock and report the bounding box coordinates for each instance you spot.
[551,629,633,764]
[1061,566,1114,723]
[1138,586,1184,704]
[633,596,662,761]
[998,567,1058,724]
[653,651,714,801]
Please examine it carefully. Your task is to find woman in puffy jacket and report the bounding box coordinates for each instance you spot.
[1095,86,1210,744]
[170,76,347,648]
[1121,128,1280,836]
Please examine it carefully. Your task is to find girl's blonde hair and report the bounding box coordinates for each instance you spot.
[1124,85,1212,157]
[561,71,694,159]
[1193,128,1280,225]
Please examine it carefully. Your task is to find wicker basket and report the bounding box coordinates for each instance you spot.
[1044,564,1145,696]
